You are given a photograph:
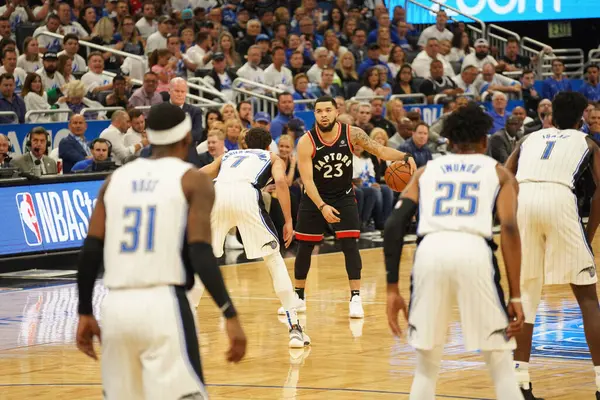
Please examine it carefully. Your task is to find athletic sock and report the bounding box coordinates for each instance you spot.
[350,289,360,300]
[295,287,305,300]
[594,365,600,391]
[514,361,530,390]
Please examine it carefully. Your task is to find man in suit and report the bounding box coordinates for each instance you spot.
[58,115,91,173]
[487,115,523,164]
[11,127,57,175]
[169,77,204,144]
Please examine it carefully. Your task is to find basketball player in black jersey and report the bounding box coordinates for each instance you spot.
[292,96,416,318]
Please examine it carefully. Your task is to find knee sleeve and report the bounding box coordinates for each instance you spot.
[522,278,543,324]
[482,350,523,400]
[294,242,315,280]
[263,253,294,295]
[341,239,362,280]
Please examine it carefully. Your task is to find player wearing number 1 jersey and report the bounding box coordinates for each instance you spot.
[506,92,600,400]
[290,96,416,319]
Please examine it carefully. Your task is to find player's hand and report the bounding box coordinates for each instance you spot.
[225,317,247,363]
[386,287,408,337]
[506,301,524,338]
[399,156,417,174]
[283,221,293,248]
[320,204,340,223]
[76,315,102,360]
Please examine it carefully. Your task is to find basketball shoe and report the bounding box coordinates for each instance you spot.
[289,324,311,348]
[349,294,364,318]
[520,385,544,400]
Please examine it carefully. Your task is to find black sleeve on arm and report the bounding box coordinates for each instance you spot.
[76,236,104,315]
[188,242,237,319]
[384,198,418,284]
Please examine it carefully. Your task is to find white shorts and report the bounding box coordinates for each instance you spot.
[212,183,279,259]
[101,286,208,400]
[408,231,515,352]
[518,183,597,285]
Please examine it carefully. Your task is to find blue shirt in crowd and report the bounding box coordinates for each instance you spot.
[579,82,600,102]
[398,138,432,168]
[270,113,293,141]
[541,76,572,100]
[487,109,509,135]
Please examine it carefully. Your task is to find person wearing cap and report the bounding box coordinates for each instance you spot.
[417,10,453,49]
[146,16,175,55]
[135,2,158,40]
[357,43,393,80]
[36,52,66,94]
[178,9,195,34]
[265,46,294,93]
[186,32,214,71]
[236,45,267,94]
[281,118,305,145]
[204,52,236,102]
[461,38,498,72]
[255,34,272,68]
[411,37,455,79]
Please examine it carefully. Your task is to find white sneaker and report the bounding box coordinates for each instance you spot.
[224,233,244,250]
[288,325,311,348]
[278,296,306,315]
[349,295,364,319]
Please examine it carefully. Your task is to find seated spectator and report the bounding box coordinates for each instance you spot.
[0,73,25,123]
[0,50,26,92]
[324,29,347,65]
[237,100,253,128]
[521,69,541,117]
[357,43,392,80]
[451,65,480,98]
[439,39,452,61]
[58,80,104,120]
[237,19,262,57]
[542,59,572,100]
[395,21,413,52]
[78,5,97,37]
[511,106,532,126]
[392,64,419,100]
[579,64,600,102]
[500,37,531,71]
[71,138,114,173]
[369,97,397,139]
[114,16,145,58]
[345,99,360,121]
[588,108,600,144]
[461,38,497,72]
[128,71,163,114]
[412,38,455,78]
[448,31,473,64]
[368,10,401,46]
[202,109,224,140]
[419,59,463,103]
[17,37,42,73]
[99,110,144,165]
[22,72,54,123]
[487,92,510,134]
[386,97,406,129]
[287,50,308,76]
[90,17,120,72]
[337,113,354,126]
[417,10,453,48]
[399,122,432,167]
[335,96,346,115]
[220,103,240,123]
[81,52,113,95]
[203,52,236,103]
[146,16,174,55]
[348,27,368,65]
[104,75,130,112]
[0,1,34,33]
[224,118,244,150]
[487,116,523,164]
[307,47,332,84]
[377,65,393,98]
[255,34,273,69]
[582,102,596,133]
[476,63,521,97]
[297,16,324,49]
[11,127,57,175]
[388,117,413,149]
[36,52,66,97]
[524,98,552,133]
[198,129,226,167]
[59,115,91,173]
[356,66,386,98]
[367,128,394,228]
[311,67,343,98]
[186,32,214,71]
[57,55,75,84]
[217,31,242,69]
[169,78,204,144]
[149,49,175,97]
[352,145,378,231]
[135,2,158,40]
[265,46,294,92]
[34,14,63,54]
[292,73,316,112]
[356,102,374,134]
[56,2,88,38]
[123,109,146,154]
[58,34,87,73]
[280,118,306,145]
[387,45,406,79]
[236,45,267,93]
[270,92,296,141]
[0,133,11,167]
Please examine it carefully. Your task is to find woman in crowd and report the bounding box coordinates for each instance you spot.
[17,37,42,73]
[149,49,175,98]
[217,31,241,69]
[114,16,145,58]
[22,73,54,123]
[356,66,385,98]
[180,28,195,53]
[223,118,244,151]
[323,6,345,37]
[78,6,97,36]
[387,45,406,78]
[273,22,289,44]
[340,17,358,46]
[274,7,291,24]
[202,109,223,140]
[269,134,301,228]
[377,27,393,62]
[377,65,393,98]
[449,31,473,63]
[220,103,241,123]
[90,17,119,72]
[292,73,316,111]
[335,49,359,84]
[392,64,418,102]
[386,97,407,131]
[323,29,347,65]
[58,80,104,120]
[345,100,360,122]
[439,39,452,62]
[57,54,75,84]
[352,144,378,232]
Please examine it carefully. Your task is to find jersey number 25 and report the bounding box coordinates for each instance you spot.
[433,182,479,216]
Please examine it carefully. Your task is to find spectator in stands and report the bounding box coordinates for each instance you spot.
[146,16,175,55]
[419,59,463,103]
[356,102,374,134]
[253,112,271,131]
[22,73,53,123]
[298,16,323,49]
[112,0,129,30]
[351,144,378,231]
[412,38,454,78]
[367,11,400,45]
[476,62,521,97]
[368,128,394,227]
[198,128,226,167]
[224,118,244,150]
[123,109,146,153]
[524,98,552,133]
[78,6,97,36]
[588,108,600,143]
[388,117,413,149]
[325,6,344,38]
[236,45,267,92]
[128,71,162,113]
[238,19,261,57]
[323,29,347,64]
[90,17,120,72]
[217,31,241,69]
[339,17,357,47]
[487,92,510,134]
[204,52,236,102]
[462,38,499,73]
[386,97,406,129]
[417,10,452,49]
[579,64,600,102]
[369,97,396,138]
[135,1,158,40]
[114,16,145,58]
[335,51,359,85]
[307,47,331,84]
[287,50,308,77]
[71,138,112,172]
[237,100,253,128]
[255,34,272,68]
[17,37,42,73]
[582,102,596,133]
[186,32,214,71]
[59,115,91,173]
[103,75,129,111]
[169,77,204,144]
[511,106,532,125]
[520,69,541,117]
[0,133,10,167]
[0,50,25,92]
[348,27,368,65]
[265,46,294,92]
[0,1,36,31]
[500,37,531,71]
[58,35,86,74]
[0,73,24,123]
[81,52,112,95]
[399,121,432,167]
[57,3,88,38]
[34,15,62,54]
[292,73,316,112]
[59,80,103,120]
[11,127,57,174]
[387,45,406,79]
[166,34,191,78]
[448,31,472,64]
[542,58,572,100]
[149,49,175,98]
[0,17,11,42]
[355,67,383,98]
[311,67,343,98]
[229,7,250,40]
[270,92,295,141]
[99,110,146,165]
[392,64,418,99]
[488,115,523,163]
[202,108,223,138]
[357,43,392,80]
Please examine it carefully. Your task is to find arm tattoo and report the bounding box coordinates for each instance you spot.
[350,126,384,156]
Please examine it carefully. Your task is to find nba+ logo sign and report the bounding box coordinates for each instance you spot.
[15,193,42,246]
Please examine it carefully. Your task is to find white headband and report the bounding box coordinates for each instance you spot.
[146,114,191,145]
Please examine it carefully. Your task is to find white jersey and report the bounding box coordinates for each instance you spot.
[516,128,590,190]
[418,153,499,239]
[103,157,193,289]
[215,149,272,188]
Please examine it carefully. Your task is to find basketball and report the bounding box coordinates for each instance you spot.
[384,162,413,192]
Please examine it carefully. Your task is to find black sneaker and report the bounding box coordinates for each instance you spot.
[521,386,544,400]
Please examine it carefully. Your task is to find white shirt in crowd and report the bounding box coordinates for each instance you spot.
[34,26,62,52]
[306,64,324,84]
[461,53,498,71]
[451,74,478,95]
[58,50,87,73]
[99,124,136,166]
[0,66,26,91]
[81,71,112,93]
[60,22,88,38]
[135,17,158,40]
[23,91,53,123]
[411,50,455,78]
[474,73,519,95]
[185,45,212,70]
[123,128,144,155]
[417,25,454,48]
[146,31,167,55]
[0,5,29,26]
[204,72,235,102]
[448,47,474,63]
[352,154,376,181]
[17,54,42,73]
[36,68,66,91]
[264,63,294,92]
[236,62,266,94]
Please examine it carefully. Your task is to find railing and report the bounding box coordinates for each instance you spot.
[588,49,600,64]
[487,24,521,61]
[521,37,551,77]
[187,77,229,103]
[0,111,19,124]
[25,109,73,122]
[80,107,124,118]
[232,78,281,118]
[540,48,585,79]
[389,93,427,105]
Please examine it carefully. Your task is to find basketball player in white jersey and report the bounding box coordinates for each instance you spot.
[505,92,600,400]
[385,103,525,400]
[76,103,246,399]
[199,127,310,348]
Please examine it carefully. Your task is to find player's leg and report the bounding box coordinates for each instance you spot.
[409,346,444,400]
[482,350,525,400]
[571,283,600,395]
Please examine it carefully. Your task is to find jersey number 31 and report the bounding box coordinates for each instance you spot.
[121,206,156,252]
[433,182,479,216]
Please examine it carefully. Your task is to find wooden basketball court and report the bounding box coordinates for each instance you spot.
[0,241,598,399]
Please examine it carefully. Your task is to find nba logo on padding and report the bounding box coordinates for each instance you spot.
[15,193,42,246]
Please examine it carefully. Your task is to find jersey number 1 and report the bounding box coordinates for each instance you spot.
[121,206,156,253]
[541,140,556,160]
